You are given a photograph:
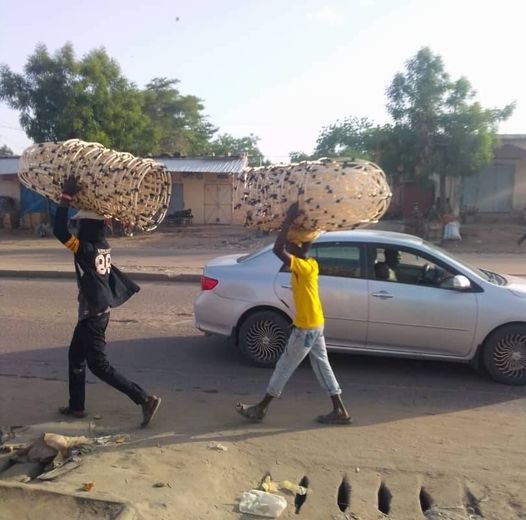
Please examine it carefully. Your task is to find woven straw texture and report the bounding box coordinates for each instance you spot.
[234,158,392,232]
[18,139,172,231]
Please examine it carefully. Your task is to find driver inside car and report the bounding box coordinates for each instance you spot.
[384,248,401,281]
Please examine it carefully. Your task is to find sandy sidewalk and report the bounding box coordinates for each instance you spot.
[2,225,526,278]
[2,373,526,519]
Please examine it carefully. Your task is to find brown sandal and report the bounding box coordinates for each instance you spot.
[235,403,266,422]
[315,411,352,425]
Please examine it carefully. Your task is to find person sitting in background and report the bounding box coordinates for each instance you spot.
[374,262,390,281]
[383,248,400,281]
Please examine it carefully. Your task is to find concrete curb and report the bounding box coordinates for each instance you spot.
[0,270,524,283]
[0,270,201,283]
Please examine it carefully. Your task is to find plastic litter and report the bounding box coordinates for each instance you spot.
[260,473,308,496]
[207,441,228,452]
[239,489,287,518]
[280,479,307,495]
[443,221,461,240]
[38,458,81,480]
[294,476,310,514]
[261,473,279,493]
[82,481,94,492]
[153,482,171,488]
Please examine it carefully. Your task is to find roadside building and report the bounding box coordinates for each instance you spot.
[387,135,526,219]
[158,155,247,225]
[0,156,19,202]
[461,135,526,215]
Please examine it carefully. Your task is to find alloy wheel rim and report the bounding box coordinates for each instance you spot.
[494,333,526,379]
[246,319,287,362]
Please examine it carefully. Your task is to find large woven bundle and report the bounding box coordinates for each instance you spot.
[234,158,392,232]
[18,139,172,231]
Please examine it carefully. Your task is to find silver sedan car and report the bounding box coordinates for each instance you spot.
[194,230,526,385]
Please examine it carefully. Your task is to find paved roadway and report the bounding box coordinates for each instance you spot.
[1,278,525,409]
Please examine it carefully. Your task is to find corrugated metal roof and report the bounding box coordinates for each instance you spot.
[0,157,20,175]
[0,155,248,177]
[157,156,248,174]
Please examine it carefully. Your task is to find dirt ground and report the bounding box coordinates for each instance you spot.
[3,217,526,255]
[93,219,526,255]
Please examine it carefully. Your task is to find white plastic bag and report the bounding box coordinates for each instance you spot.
[239,489,287,518]
[443,221,461,240]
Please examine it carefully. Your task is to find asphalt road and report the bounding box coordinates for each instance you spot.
[1,278,525,417]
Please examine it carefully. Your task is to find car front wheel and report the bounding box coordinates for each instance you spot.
[238,310,291,368]
[483,324,526,385]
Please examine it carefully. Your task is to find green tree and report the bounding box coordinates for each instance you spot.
[314,116,377,159]
[0,43,151,155]
[0,145,14,157]
[386,47,514,209]
[289,151,312,162]
[141,77,216,156]
[208,133,265,166]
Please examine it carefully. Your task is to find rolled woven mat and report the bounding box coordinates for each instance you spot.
[233,158,392,233]
[18,139,172,231]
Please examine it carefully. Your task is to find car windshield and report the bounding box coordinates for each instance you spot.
[423,241,507,286]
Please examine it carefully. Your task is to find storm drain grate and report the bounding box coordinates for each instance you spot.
[247,472,488,518]
[378,481,392,515]
[294,475,309,514]
[464,486,483,518]
[420,486,434,513]
[337,474,351,512]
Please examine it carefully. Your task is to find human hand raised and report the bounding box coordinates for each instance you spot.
[61,175,80,197]
[285,202,301,224]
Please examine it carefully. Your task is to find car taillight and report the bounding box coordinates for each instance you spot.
[201,275,218,291]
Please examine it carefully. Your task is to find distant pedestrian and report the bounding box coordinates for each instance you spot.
[236,203,351,424]
[53,176,161,427]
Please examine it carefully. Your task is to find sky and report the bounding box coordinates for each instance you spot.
[1,0,525,162]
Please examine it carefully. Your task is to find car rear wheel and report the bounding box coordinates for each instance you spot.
[238,310,291,368]
[483,324,526,385]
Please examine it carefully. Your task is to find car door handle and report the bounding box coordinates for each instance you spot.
[371,291,393,300]
[280,284,292,289]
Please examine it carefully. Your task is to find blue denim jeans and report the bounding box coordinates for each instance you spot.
[266,326,342,398]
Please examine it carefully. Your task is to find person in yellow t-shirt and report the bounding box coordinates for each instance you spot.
[236,203,351,425]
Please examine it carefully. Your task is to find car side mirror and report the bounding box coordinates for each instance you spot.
[453,274,471,291]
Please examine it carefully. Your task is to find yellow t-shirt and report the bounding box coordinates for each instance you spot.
[290,256,324,328]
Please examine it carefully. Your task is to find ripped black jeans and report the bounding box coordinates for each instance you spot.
[68,313,148,411]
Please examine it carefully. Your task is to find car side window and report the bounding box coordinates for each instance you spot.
[311,243,362,279]
[371,246,456,289]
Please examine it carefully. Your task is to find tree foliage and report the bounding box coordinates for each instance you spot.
[0,44,267,161]
[0,44,151,155]
[208,133,264,166]
[0,145,14,157]
[141,77,216,156]
[289,151,312,162]
[386,47,514,180]
[298,47,514,209]
[314,116,377,159]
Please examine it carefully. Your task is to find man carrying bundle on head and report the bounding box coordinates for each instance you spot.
[53,175,161,427]
[236,202,351,425]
